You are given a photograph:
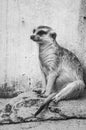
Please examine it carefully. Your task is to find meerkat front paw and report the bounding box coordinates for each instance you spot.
[40,90,49,98]
[41,91,50,97]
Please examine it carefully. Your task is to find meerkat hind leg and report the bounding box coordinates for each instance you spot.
[53,80,85,102]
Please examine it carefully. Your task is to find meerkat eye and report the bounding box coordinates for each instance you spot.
[33,29,36,33]
[37,30,47,36]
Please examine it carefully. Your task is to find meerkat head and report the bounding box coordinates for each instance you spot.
[30,26,57,45]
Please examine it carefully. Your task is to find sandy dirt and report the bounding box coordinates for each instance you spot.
[0,119,86,130]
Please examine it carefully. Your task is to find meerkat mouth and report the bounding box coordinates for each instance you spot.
[30,35,42,43]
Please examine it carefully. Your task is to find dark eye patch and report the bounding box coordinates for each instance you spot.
[33,29,36,33]
[37,31,47,36]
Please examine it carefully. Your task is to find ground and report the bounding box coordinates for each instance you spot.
[0,90,86,130]
[0,119,86,130]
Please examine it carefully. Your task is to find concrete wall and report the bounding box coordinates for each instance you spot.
[0,0,86,91]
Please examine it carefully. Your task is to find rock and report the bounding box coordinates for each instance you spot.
[49,99,86,119]
[0,89,86,124]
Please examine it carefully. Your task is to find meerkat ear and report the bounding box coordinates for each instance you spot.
[50,32,57,40]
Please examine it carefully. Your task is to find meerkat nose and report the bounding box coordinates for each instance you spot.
[30,35,35,40]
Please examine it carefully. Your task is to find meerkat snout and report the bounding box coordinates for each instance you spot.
[30,35,35,40]
[30,34,41,42]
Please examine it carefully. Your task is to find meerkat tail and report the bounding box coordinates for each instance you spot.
[34,93,56,117]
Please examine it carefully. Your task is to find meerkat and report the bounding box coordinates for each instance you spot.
[30,26,85,117]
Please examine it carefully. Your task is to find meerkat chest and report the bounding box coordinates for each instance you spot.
[39,45,58,71]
